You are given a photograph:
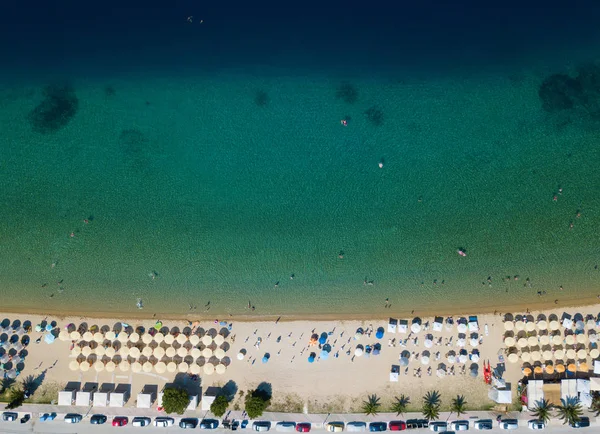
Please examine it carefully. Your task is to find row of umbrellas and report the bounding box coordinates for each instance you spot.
[522,362,588,375]
[68,359,227,375]
[504,318,597,332]
[60,330,225,346]
[507,347,599,363]
[71,345,227,360]
[505,334,596,347]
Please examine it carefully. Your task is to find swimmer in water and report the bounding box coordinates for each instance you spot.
[136,298,144,309]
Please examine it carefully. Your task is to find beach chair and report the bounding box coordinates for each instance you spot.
[432,317,443,332]
[389,365,399,382]
[398,320,408,334]
[468,316,479,332]
[388,318,398,333]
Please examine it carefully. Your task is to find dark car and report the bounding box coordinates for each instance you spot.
[133,417,152,427]
[90,414,107,425]
[20,414,31,424]
[370,422,387,432]
[241,420,249,429]
[406,420,429,429]
[201,419,220,429]
[64,413,83,424]
[2,412,18,422]
[180,418,199,429]
[232,420,240,431]
[570,417,590,428]
[389,421,406,431]
[297,423,312,432]
[112,416,128,427]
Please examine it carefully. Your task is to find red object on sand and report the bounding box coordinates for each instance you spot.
[483,361,492,384]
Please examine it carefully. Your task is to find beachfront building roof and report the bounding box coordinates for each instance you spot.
[109,391,129,407]
[137,392,153,408]
[577,379,591,395]
[527,380,544,409]
[488,387,511,404]
[187,394,198,411]
[201,394,215,411]
[93,391,108,407]
[75,391,92,406]
[561,379,577,401]
[591,377,600,391]
[58,390,75,406]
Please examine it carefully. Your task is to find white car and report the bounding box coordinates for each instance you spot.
[499,420,519,430]
[527,420,545,430]
[450,421,469,431]
[154,417,174,427]
[473,420,493,430]
[430,422,448,432]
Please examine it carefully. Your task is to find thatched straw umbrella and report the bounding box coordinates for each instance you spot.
[522,367,532,376]
[567,363,577,373]
[579,362,589,372]
[545,365,554,374]
[533,366,543,375]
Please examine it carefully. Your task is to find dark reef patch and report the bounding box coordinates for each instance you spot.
[336,82,358,104]
[28,84,79,134]
[364,106,384,126]
[255,90,269,107]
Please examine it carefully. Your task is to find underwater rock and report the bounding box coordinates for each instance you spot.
[28,84,79,134]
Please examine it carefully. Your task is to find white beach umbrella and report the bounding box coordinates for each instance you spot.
[530,351,542,362]
[214,348,226,359]
[81,346,92,357]
[129,332,140,343]
[504,337,516,347]
[470,338,479,347]
[514,321,525,331]
[508,353,519,363]
[94,361,104,372]
[201,335,212,346]
[131,362,142,373]
[539,336,550,346]
[70,331,81,340]
[59,330,70,341]
[142,334,153,345]
[549,320,560,331]
[105,347,116,358]
[93,332,104,343]
[189,335,200,346]
[458,354,468,364]
[566,335,576,345]
[203,363,215,375]
[456,338,466,347]
[590,349,600,359]
[526,322,536,332]
[119,361,130,372]
[117,333,129,343]
[528,336,538,347]
[190,348,201,359]
[105,331,116,340]
[503,322,514,331]
[411,323,421,333]
[447,355,456,364]
[424,339,433,348]
[542,350,553,361]
[587,319,596,329]
[166,347,177,358]
[589,333,598,343]
[552,335,563,346]
[119,347,130,357]
[471,353,480,363]
[354,346,364,357]
[436,369,446,378]
[577,334,587,344]
[577,349,587,360]
[95,346,106,357]
[105,361,116,372]
[176,334,188,345]
[129,347,141,359]
[167,362,177,373]
[216,364,226,374]
[153,347,165,358]
[83,331,94,341]
[457,324,467,333]
[165,334,175,345]
[576,321,585,331]
[421,356,430,365]
[71,346,82,356]
[178,362,189,373]
[517,338,528,348]
[566,349,577,359]
[69,360,79,371]
[190,364,201,375]
[237,352,245,361]
[153,333,164,344]
[142,346,153,357]
[214,335,225,346]
[79,362,90,372]
[155,362,167,374]
[177,347,188,358]
[521,352,531,362]
[143,361,153,373]
[554,349,565,360]
[202,347,213,358]
[537,320,548,331]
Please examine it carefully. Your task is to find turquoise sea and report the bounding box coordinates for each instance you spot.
[1,1,600,317]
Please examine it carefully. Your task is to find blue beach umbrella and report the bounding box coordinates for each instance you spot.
[44,333,55,344]
[308,353,316,363]
[320,350,329,360]
[376,327,384,339]
[45,324,53,332]
[319,333,327,345]
[262,353,270,364]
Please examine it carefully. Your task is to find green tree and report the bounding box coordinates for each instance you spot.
[6,388,25,410]
[451,395,467,417]
[531,399,554,424]
[591,392,600,417]
[391,394,410,416]
[556,396,583,426]
[361,394,381,416]
[422,390,441,421]
[162,387,190,415]
[0,378,15,394]
[211,395,229,417]
[245,396,268,419]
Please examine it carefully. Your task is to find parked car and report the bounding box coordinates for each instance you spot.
[20,414,31,424]
[429,422,448,432]
[450,421,469,431]
[241,420,249,429]
[499,420,519,430]
[154,417,175,427]
[232,420,240,431]
[2,412,18,422]
[254,421,272,432]
[370,422,388,432]
[90,414,107,425]
[406,420,429,429]
[570,417,590,428]
[347,421,366,432]
[296,423,312,432]
[64,413,82,424]
[40,413,57,422]
[201,419,220,429]
[527,420,545,430]
[473,420,493,431]
[112,416,129,427]
[276,422,297,432]
[179,418,199,429]
[133,417,151,427]
[327,422,346,432]
[389,421,406,431]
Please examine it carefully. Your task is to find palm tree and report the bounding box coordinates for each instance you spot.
[591,392,600,417]
[556,396,583,426]
[391,395,410,416]
[6,387,25,410]
[0,378,15,394]
[531,399,554,424]
[422,390,441,421]
[423,390,441,407]
[451,395,467,417]
[361,394,381,416]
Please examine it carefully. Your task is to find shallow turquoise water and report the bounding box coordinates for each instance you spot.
[1,70,600,317]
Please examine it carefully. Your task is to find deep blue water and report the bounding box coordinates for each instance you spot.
[3,0,600,78]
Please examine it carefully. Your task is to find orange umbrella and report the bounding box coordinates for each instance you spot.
[545,365,554,374]
[522,367,532,376]
[555,364,565,373]
[534,366,543,374]
[579,362,589,372]
[567,363,577,373]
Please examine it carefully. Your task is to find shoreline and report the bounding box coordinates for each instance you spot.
[4,295,599,323]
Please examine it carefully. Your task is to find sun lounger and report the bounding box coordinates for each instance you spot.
[390,365,399,382]
[398,320,408,334]
[468,316,479,332]
[433,317,443,332]
[388,318,398,333]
